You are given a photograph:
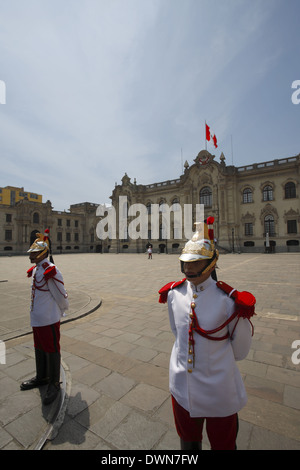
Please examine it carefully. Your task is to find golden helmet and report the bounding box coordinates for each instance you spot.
[27,229,50,261]
[179,216,218,267]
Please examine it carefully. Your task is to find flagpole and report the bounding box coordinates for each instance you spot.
[205,120,207,150]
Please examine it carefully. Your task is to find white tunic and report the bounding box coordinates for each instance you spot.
[30,260,69,327]
[167,276,252,417]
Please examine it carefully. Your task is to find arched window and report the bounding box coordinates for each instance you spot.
[263,185,273,201]
[200,187,212,206]
[264,215,275,236]
[243,188,253,203]
[159,200,167,213]
[33,212,40,224]
[285,182,296,199]
[171,198,180,211]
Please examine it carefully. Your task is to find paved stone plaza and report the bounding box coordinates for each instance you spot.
[0,252,300,450]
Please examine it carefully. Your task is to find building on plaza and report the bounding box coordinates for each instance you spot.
[109,150,300,254]
[0,150,299,255]
[0,195,103,255]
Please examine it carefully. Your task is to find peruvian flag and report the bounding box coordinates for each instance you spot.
[206,123,218,148]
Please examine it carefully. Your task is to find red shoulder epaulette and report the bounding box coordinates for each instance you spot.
[216,281,256,319]
[27,266,35,278]
[158,278,186,304]
[44,265,57,281]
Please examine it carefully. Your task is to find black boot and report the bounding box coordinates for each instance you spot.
[180,438,202,451]
[20,349,49,390]
[43,352,61,405]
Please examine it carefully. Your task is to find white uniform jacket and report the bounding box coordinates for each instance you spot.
[167,276,252,417]
[28,259,69,327]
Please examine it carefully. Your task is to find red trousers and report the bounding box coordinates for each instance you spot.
[172,396,238,450]
[32,322,60,353]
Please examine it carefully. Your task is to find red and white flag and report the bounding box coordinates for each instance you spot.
[205,123,218,148]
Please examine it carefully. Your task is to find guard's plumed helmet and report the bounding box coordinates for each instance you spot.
[179,217,219,276]
[27,229,50,261]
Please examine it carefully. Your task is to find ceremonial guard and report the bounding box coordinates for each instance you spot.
[20,229,69,405]
[159,217,255,450]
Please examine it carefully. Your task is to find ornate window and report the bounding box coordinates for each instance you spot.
[287,220,297,234]
[264,215,275,236]
[245,223,253,236]
[200,187,212,206]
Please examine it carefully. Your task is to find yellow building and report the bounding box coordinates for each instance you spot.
[0,186,42,205]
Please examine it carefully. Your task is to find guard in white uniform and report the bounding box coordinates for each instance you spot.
[20,229,69,405]
[159,217,255,450]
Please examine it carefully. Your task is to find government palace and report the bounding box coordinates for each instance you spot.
[1,149,299,255]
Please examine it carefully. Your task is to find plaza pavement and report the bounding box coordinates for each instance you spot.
[0,252,300,451]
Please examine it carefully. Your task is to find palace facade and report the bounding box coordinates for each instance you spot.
[0,150,299,255]
[109,150,300,254]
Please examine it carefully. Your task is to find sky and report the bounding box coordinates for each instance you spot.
[0,0,299,211]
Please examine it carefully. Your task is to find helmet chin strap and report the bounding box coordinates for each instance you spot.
[35,249,48,261]
[181,252,218,279]
[184,266,208,278]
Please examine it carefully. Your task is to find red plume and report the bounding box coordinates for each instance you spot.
[207,217,214,240]
[44,228,50,241]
